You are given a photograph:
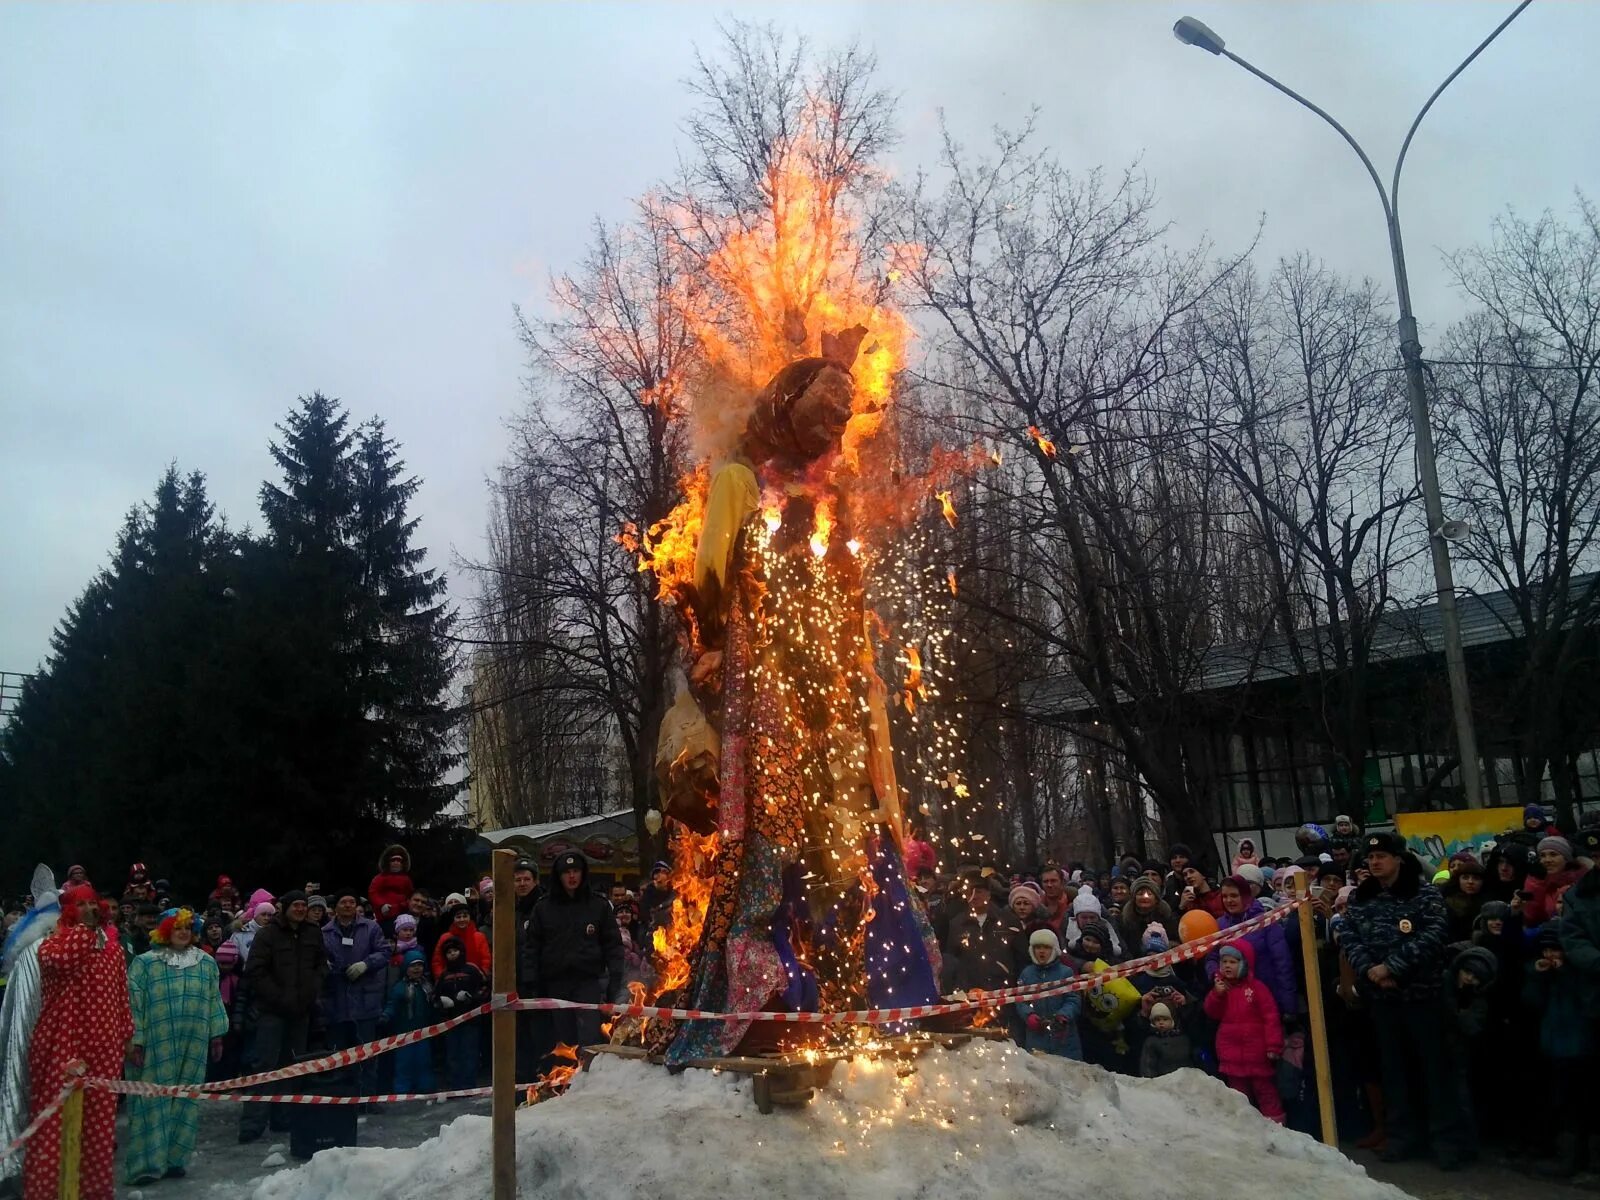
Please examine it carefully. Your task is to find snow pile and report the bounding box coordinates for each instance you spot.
[250,1041,1407,1200]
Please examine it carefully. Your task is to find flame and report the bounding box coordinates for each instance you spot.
[763,504,782,533]
[650,824,719,1001]
[627,980,647,1007]
[810,497,835,558]
[989,448,1003,468]
[846,538,862,557]
[935,491,957,529]
[1028,426,1057,459]
[946,568,958,595]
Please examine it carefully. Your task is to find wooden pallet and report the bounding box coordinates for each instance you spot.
[582,1028,1005,1114]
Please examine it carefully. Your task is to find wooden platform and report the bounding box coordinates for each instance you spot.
[581,1028,1008,1114]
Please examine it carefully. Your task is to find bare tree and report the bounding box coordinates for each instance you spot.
[1436,199,1600,826]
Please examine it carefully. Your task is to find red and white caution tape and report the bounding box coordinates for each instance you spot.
[83,1078,493,1105]
[0,1077,81,1167]
[510,896,1307,1025]
[191,1001,493,1093]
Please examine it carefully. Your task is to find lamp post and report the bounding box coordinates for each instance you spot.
[1174,6,1532,809]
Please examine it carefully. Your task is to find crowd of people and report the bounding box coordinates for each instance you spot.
[905,805,1600,1178]
[0,843,629,1197]
[2,804,1597,1197]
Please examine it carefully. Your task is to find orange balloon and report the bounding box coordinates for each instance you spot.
[1179,909,1220,943]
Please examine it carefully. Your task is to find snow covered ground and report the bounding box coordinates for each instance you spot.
[243,1041,1410,1200]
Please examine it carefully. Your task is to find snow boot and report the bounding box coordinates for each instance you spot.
[1354,1083,1386,1151]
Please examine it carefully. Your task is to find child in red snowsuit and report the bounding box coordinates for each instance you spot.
[1202,940,1285,1123]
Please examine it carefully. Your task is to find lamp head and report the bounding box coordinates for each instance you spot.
[1173,16,1226,55]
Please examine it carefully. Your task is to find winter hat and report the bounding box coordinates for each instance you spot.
[651,861,671,875]
[1071,890,1103,917]
[1131,877,1161,902]
[1535,921,1565,951]
[1167,844,1191,861]
[253,902,276,921]
[214,939,240,968]
[1475,900,1511,928]
[1432,867,1452,884]
[444,892,468,909]
[1524,803,1547,824]
[278,888,308,908]
[306,895,327,911]
[1220,874,1252,895]
[402,946,428,970]
[1009,882,1042,908]
[1217,943,1246,971]
[331,886,361,904]
[1365,831,1406,856]
[1142,922,1170,953]
[1539,836,1574,863]
[1076,916,1112,951]
[246,888,274,911]
[477,877,494,897]
[552,851,587,875]
[1148,1001,1173,1024]
[394,913,418,935]
[1452,945,1498,988]
[1028,928,1061,962]
[1234,864,1265,893]
[1578,828,1600,858]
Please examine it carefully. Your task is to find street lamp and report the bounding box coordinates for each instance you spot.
[1174,4,1533,809]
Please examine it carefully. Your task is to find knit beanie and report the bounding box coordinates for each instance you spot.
[253,902,276,921]
[395,913,418,935]
[1010,882,1043,908]
[1077,916,1111,950]
[1235,864,1265,892]
[1142,922,1170,952]
[1072,890,1103,917]
[1539,836,1574,863]
[1217,943,1246,969]
[1148,1001,1173,1023]
[1131,877,1161,901]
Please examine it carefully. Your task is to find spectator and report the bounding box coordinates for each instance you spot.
[322,888,392,1096]
[1524,837,1585,927]
[511,858,542,1082]
[1231,838,1261,871]
[1523,923,1591,1177]
[1067,889,1121,958]
[1439,856,1488,942]
[124,908,229,1185]
[381,948,436,1094]
[1205,876,1297,1014]
[432,896,491,979]
[209,875,240,912]
[408,889,441,959]
[1177,866,1224,918]
[1340,832,1469,1169]
[1500,804,1557,853]
[392,913,421,968]
[25,883,131,1200]
[1119,877,1178,949]
[369,845,415,932]
[238,890,327,1144]
[614,898,650,990]
[1204,941,1285,1122]
[1161,844,1194,910]
[639,860,674,940]
[521,852,622,1067]
[1036,866,1071,938]
[1015,929,1081,1060]
[306,894,329,929]
[940,879,1020,993]
[434,934,490,1090]
[476,876,497,954]
[121,901,159,964]
[1139,1001,1194,1079]
[230,901,274,968]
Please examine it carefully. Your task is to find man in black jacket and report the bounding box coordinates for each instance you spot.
[239,889,329,1142]
[521,852,622,1072]
[511,857,543,1081]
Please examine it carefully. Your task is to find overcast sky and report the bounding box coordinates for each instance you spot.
[3,1,1597,673]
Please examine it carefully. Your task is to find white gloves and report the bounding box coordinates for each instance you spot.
[345,962,368,981]
[455,991,469,1003]
[440,996,455,1009]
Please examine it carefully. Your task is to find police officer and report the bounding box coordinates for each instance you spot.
[1341,831,1469,1169]
[520,851,622,1073]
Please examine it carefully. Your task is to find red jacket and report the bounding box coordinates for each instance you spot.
[432,923,491,980]
[369,872,415,922]
[1525,864,1587,927]
[1202,940,1282,1078]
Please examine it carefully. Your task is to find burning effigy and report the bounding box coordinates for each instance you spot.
[624,138,949,1064]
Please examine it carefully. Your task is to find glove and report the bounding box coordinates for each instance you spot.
[381,904,394,917]
[440,995,455,1009]
[456,991,469,1003]
[209,1038,224,1063]
[346,962,368,981]
[1025,1013,1043,1032]
[127,1044,146,1069]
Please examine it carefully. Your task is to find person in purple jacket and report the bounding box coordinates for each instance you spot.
[1205,875,1298,1015]
[322,887,392,1097]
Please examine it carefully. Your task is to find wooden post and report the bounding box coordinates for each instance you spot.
[1294,872,1338,1147]
[491,847,518,1200]
[58,1079,84,1200]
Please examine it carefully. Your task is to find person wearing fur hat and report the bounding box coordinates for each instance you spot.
[1015,929,1082,1060]
[1203,941,1285,1122]
[1204,876,1297,1014]
[368,844,415,932]
[124,908,229,1185]
[238,890,327,1143]
[942,878,1024,991]
[1523,836,1586,928]
[1340,831,1468,1168]
[521,851,622,1073]
[1138,1001,1194,1078]
[1230,837,1261,873]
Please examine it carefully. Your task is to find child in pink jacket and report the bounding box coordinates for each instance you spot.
[1202,941,1285,1122]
